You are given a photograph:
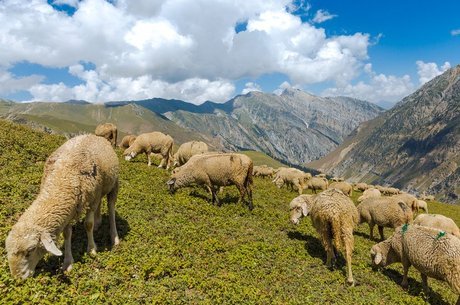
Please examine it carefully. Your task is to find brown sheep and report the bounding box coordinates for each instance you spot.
[119,134,137,150]
[123,132,174,169]
[95,123,117,147]
[328,181,353,197]
[172,141,209,167]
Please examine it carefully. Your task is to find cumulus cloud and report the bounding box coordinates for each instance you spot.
[322,63,415,105]
[241,82,262,94]
[312,9,337,23]
[0,69,44,95]
[451,29,460,36]
[416,61,451,85]
[1,0,371,103]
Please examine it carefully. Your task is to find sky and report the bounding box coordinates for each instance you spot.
[0,0,459,106]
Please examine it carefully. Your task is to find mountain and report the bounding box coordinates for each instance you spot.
[0,101,218,148]
[309,65,460,203]
[128,89,383,166]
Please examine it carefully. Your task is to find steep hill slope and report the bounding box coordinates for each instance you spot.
[131,89,383,166]
[0,101,218,148]
[310,65,460,203]
[1,120,459,304]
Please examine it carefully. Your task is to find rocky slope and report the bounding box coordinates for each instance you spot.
[309,65,460,203]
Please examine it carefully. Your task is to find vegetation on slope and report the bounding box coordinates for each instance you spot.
[0,120,459,304]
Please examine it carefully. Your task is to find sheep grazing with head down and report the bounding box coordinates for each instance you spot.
[306,176,328,194]
[414,214,460,238]
[290,189,359,286]
[354,182,369,191]
[172,141,208,167]
[416,200,428,214]
[167,153,254,210]
[119,134,136,150]
[5,134,120,279]
[272,168,311,194]
[392,193,418,212]
[253,165,275,179]
[328,181,353,197]
[95,123,117,147]
[357,197,413,241]
[357,188,381,203]
[123,131,174,169]
[371,224,460,304]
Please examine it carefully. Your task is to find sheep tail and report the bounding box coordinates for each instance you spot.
[331,216,354,252]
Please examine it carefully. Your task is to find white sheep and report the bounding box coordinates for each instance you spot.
[272,168,311,194]
[328,181,353,197]
[123,131,174,169]
[290,189,359,286]
[416,200,428,213]
[357,197,413,240]
[119,134,136,150]
[167,153,254,210]
[95,123,117,147]
[414,214,460,238]
[392,193,418,212]
[5,134,120,279]
[172,141,209,167]
[253,165,275,179]
[354,182,369,191]
[371,224,460,304]
[357,188,381,203]
[306,176,328,194]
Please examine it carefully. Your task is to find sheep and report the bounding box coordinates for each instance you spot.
[357,188,381,203]
[167,153,254,210]
[357,197,413,241]
[119,134,136,150]
[392,193,418,212]
[315,173,327,178]
[290,189,359,286]
[370,224,460,304]
[414,214,460,238]
[331,177,344,182]
[172,141,208,167]
[272,168,311,194]
[328,181,353,197]
[381,187,402,196]
[306,176,328,194]
[5,134,120,279]
[420,194,435,201]
[354,182,369,191]
[253,165,275,179]
[123,131,174,169]
[95,123,117,147]
[416,200,428,213]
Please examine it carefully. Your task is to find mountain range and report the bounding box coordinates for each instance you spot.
[309,65,460,203]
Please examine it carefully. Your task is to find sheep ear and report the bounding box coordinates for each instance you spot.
[374,252,382,265]
[40,232,62,256]
[167,178,176,186]
[301,203,309,216]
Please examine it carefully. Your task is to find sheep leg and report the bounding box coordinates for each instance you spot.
[62,224,74,272]
[295,181,303,195]
[236,183,246,205]
[94,200,102,231]
[420,273,429,295]
[401,256,410,289]
[345,238,354,286]
[247,186,253,211]
[378,226,385,241]
[320,230,335,269]
[85,210,97,256]
[369,223,375,240]
[212,188,220,206]
[107,186,120,246]
[146,152,151,166]
[158,154,167,169]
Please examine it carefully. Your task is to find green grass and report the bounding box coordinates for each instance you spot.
[0,120,459,304]
[240,150,286,168]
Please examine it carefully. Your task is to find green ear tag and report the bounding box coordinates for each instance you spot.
[436,231,446,240]
[401,223,409,234]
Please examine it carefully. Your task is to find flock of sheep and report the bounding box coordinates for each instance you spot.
[4,122,460,304]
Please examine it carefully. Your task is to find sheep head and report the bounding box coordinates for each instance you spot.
[370,230,403,268]
[289,196,312,225]
[6,226,62,279]
[167,178,177,194]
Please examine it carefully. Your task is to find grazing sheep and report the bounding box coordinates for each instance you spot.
[392,193,418,212]
[123,132,174,169]
[167,153,254,210]
[306,177,328,194]
[315,173,327,178]
[253,165,275,179]
[357,197,413,241]
[119,135,137,150]
[328,181,353,197]
[290,189,359,286]
[371,224,460,304]
[414,214,460,238]
[357,188,381,203]
[5,135,120,279]
[272,168,311,194]
[420,194,435,201]
[381,187,402,196]
[354,182,369,191]
[173,141,209,167]
[416,200,428,213]
[95,123,117,147]
[331,177,344,182]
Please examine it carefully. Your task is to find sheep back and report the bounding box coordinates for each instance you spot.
[358,197,413,228]
[328,181,353,196]
[414,214,460,238]
[174,141,208,166]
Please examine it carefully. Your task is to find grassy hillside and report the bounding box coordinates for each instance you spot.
[1,120,459,304]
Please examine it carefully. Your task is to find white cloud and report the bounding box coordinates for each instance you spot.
[241,82,262,94]
[416,61,451,85]
[312,9,337,23]
[0,69,44,95]
[322,63,415,105]
[1,0,371,103]
[451,29,460,36]
[52,0,79,7]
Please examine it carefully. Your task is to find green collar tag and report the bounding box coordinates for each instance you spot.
[436,231,446,240]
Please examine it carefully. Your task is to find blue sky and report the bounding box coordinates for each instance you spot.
[0,0,458,105]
